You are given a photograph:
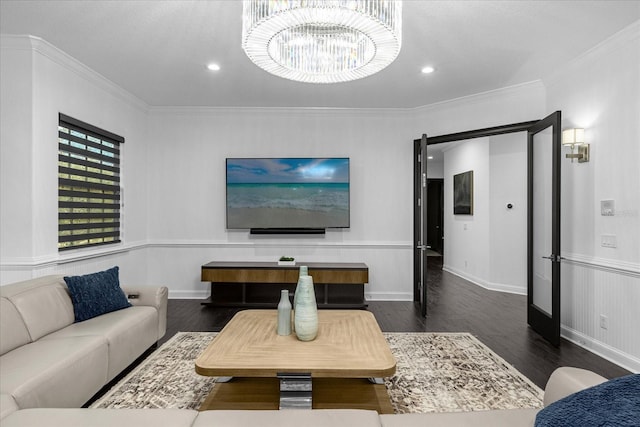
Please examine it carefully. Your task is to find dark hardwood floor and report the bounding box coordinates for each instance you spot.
[162,256,630,390]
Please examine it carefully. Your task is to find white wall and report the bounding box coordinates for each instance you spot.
[144,107,416,300]
[1,37,35,261]
[426,158,444,179]
[440,134,528,295]
[544,22,640,372]
[142,82,544,300]
[443,138,491,284]
[489,133,528,292]
[0,35,150,285]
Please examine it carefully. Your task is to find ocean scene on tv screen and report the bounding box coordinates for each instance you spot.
[226,158,350,229]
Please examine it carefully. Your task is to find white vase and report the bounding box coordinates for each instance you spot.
[277,289,292,336]
[294,275,318,341]
[292,265,308,332]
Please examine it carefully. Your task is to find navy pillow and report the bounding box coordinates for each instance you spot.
[535,374,640,427]
[64,266,132,322]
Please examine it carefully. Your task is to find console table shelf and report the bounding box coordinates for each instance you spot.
[201,261,368,309]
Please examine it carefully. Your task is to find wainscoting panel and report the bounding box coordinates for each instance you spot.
[561,257,640,372]
[1,241,414,301]
[143,242,414,302]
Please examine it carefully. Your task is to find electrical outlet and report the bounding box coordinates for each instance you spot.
[600,314,608,330]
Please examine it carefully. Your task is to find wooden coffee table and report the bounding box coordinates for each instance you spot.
[195,309,396,413]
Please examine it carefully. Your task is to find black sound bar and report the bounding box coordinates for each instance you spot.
[250,228,326,235]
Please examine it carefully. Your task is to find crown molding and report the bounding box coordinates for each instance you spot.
[0,34,149,113]
[544,20,640,87]
[148,104,414,117]
[412,80,545,114]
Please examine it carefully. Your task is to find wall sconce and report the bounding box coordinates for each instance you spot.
[562,128,589,163]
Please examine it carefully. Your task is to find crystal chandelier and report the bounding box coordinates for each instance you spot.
[242,0,402,84]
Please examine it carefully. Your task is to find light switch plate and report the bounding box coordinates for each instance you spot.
[601,234,617,248]
[601,200,615,216]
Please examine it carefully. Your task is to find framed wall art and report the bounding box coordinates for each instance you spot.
[453,170,473,215]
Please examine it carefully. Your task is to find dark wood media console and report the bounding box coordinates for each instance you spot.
[201,261,368,309]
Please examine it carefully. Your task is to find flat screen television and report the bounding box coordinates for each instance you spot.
[226,158,350,232]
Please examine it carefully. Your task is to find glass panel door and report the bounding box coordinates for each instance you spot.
[532,126,553,315]
[527,111,561,346]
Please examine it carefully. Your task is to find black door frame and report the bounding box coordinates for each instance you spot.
[413,120,539,316]
[413,134,429,314]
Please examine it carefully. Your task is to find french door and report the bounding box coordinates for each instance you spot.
[413,114,562,347]
[527,111,562,346]
[413,134,428,316]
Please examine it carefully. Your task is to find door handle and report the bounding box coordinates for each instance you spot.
[541,254,560,262]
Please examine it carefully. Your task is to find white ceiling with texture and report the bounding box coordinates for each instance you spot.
[1,0,639,108]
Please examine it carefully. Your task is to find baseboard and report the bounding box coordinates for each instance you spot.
[168,290,209,299]
[173,291,413,302]
[442,265,526,295]
[561,326,640,374]
[365,292,413,301]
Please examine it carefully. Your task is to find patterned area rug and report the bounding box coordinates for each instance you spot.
[90,331,543,413]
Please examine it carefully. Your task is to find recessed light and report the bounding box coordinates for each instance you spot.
[427,156,434,160]
[207,63,221,71]
[421,66,435,74]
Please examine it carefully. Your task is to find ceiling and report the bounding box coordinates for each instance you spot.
[1,1,638,109]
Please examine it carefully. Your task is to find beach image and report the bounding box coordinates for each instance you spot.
[226,158,350,229]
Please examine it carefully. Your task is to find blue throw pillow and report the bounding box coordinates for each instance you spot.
[535,374,640,427]
[64,266,131,322]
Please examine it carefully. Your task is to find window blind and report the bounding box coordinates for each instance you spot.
[58,113,124,251]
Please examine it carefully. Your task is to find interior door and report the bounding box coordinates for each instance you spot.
[527,111,561,346]
[427,179,444,254]
[413,134,429,317]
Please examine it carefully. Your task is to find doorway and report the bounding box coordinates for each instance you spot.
[426,179,443,255]
[413,114,562,347]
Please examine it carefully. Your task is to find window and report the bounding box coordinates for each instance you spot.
[58,114,124,251]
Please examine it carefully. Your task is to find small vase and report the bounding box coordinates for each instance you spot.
[277,289,292,336]
[294,275,318,341]
[292,265,308,332]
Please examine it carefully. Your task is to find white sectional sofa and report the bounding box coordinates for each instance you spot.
[0,273,168,418]
[0,274,620,427]
[0,367,611,426]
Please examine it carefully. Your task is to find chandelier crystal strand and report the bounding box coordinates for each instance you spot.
[242,0,402,83]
